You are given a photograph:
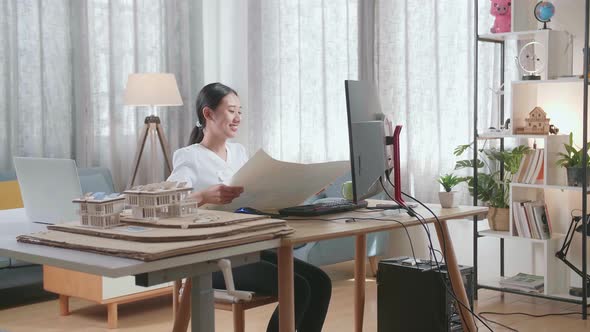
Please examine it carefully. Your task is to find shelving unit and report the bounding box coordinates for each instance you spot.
[473,0,590,318]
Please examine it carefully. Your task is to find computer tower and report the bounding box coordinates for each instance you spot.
[377,257,474,332]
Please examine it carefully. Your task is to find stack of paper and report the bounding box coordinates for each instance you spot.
[499,273,544,293]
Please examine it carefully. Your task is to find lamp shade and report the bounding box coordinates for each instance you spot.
[124,73,183,106]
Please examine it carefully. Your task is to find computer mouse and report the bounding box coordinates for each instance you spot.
[235,207,282,218]
[235,207,267,215]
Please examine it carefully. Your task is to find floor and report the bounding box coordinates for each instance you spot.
[0,261,589,332]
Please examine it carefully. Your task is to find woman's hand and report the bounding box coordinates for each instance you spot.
[190,184,244,205]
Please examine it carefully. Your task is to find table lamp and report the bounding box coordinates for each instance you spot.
[124,73,183,188]
[555,214,590,297]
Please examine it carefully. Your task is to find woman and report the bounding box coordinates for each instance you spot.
[168,82,331,332]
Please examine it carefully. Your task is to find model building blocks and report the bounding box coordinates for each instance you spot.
[124,181,198,220]
[73,193,126,228]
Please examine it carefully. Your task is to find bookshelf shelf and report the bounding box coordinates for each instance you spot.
[479,229,565,243]
[478,278,586,304]
[478,29,553,42]
[511,183,590,193]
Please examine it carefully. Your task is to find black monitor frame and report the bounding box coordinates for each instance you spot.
[344,80,389,203]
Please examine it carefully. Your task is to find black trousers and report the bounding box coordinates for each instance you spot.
[212,250,332,332]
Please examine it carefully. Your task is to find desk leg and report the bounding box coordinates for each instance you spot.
[278,245,295,332]
[173,280,182,319]
[172,274,215,332]
[355,234,366,332]
[434,219,476,332]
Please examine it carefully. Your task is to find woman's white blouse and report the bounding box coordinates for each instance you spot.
[167,143,249,192]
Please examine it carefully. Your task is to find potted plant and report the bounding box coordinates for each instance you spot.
[437,173,464,208]
[454,142,530,231]
[556,132,590,187]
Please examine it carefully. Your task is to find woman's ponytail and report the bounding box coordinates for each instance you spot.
[188,125,204,146]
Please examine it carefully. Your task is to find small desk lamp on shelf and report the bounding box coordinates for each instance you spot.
[124,73,183,188]
[555,214,590,297]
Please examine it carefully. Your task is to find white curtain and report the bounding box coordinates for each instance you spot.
[246,0,359,163]
[0,0,204,190]
[371,0,511,203]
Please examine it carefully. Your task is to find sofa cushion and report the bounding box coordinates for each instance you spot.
[78,168,116,194]
[0,257,10,269]
[0,181,24,210]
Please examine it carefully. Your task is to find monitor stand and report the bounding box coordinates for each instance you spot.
[385,122,407,208]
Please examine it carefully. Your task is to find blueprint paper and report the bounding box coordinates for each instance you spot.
[205,149,350,211]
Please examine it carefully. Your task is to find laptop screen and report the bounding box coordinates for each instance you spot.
[13,157,82,224]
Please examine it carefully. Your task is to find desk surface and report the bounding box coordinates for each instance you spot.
[0,204,487,277]
[0,208,281,277]
[283,203,488,245]
[0,236,280,278]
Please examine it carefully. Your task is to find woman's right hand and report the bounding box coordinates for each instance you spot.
[190,184,244,205]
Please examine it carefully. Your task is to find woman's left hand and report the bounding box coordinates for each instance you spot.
[189,184,244,205]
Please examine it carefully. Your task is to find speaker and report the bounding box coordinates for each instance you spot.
[377,257,474,332]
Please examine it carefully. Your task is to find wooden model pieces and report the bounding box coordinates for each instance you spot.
[124,181,198,221]
[515,106,551,134]
[72,193,126,228]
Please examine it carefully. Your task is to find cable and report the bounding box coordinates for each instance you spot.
[478,310,584,332]
[382,174,495,332]
[379,177,475,328]
[478,314,518,332]
[479,311,582,318]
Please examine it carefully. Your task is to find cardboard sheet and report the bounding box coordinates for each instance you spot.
[120,210,270,228]
[17,226,294,261]
[47,218,288,242]
[206,149,350,211]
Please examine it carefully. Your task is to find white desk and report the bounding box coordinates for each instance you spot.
[0,208,281,332]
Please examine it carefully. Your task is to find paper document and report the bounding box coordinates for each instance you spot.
[205,149,350,211]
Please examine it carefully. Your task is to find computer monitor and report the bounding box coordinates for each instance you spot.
[13,157,83,224]
[344,80,389,203]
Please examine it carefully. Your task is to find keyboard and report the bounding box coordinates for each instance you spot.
[278,200,368,217]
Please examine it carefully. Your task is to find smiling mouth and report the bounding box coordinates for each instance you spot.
[229,124,239,131]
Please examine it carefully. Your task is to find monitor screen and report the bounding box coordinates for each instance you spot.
[344,80,388,203]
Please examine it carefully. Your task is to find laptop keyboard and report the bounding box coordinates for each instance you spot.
[278,200,368,217]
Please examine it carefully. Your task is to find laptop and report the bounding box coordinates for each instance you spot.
[13,157,83,224]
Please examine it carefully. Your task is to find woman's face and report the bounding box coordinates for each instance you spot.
[205,93,242,140]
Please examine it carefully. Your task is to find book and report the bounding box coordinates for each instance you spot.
[544,203,553,235]
[529,149,544,184]
[518,202,532,238]
[512,202,522,236]
[524,149,544,184]
[515,153,533,183]
[513,152,531,183]
[532,203,551,239]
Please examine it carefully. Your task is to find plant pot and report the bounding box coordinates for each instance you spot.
[487,207,509,231]
[566,167,590,187]
[438,191,458,208]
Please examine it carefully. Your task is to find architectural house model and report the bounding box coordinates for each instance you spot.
[516,106,550,134]
[124,181,198,220]
[73,193,126,228]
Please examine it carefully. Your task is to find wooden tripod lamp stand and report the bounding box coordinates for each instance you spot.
[124,73,183,188]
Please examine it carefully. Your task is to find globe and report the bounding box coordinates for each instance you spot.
[534,1,555,23]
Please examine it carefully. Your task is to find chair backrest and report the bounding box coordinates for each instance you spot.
[78,167,116,194]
